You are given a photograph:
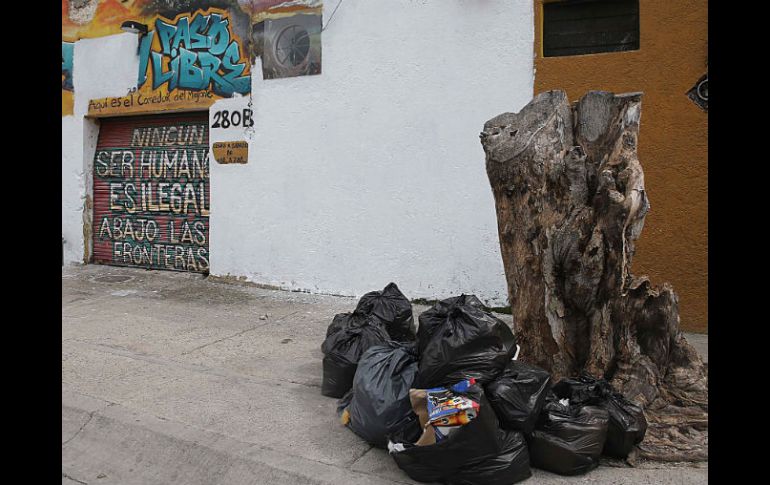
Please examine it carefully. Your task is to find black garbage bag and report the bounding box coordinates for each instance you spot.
[337,341,420,447]
[551,373,608,406]
[552,373,647,458]
[320,314,390,398]
[326,311,370,338]
[416,294,516,388]
[355,283,415,341]
[528,394,609,476]
[388,385,504,484]
[448,428,532,485]
[416,294,485,355]
[485,360,552,434]
[601,392,647,458]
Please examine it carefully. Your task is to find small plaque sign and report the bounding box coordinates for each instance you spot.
[212,141,248,164]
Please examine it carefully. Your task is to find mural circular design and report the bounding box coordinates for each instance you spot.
[275,25,310,67]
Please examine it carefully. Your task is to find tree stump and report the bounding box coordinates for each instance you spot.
[480,90,707,462]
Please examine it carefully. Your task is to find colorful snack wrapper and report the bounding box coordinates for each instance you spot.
[407,379,481,444]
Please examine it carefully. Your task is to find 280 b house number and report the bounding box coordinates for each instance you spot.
[212,108,254,129]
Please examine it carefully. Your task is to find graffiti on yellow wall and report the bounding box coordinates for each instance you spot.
[138,10,251,97]
[89,7,252,117]
[62,0,322,117]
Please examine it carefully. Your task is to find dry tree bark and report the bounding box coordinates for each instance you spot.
[480,90,707,462]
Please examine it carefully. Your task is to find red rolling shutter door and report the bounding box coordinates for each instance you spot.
[92,112,210,273]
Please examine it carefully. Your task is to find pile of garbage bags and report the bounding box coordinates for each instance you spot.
[320,284,647,483]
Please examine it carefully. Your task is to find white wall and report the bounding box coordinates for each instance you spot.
[63,1,534,306]
[62,33,138,265]
[62,115,82,264]
[211,0,533,305]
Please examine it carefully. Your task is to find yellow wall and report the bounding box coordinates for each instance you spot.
[534,0,708,333]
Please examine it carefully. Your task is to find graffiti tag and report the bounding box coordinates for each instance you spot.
[138,10,250,97]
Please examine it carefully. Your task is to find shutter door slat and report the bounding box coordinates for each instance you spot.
[92,112,210,274]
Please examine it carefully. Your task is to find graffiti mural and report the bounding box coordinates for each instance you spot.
[62,0,323,117]
[62,42,75,91]
[63,1,251,42]
[62,41,75,115]
[63,1,253,116]
[92,114,211,272]
[137,10,251,97]
[87,5,253,116]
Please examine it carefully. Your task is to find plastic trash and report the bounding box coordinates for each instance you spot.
[601,391,647,458]
[551,373,607,406]
[337,341,420,447]
[320,313,390,398]
[485,360,552,434]
[528,394,609,475]
[423,379,481,444]
[404,382,481,447]
[448,428,532,485]
[388,441,406,453]
[326,311,369,338]
[388,382,503,483]
[416,295,516,388]
[416,295,485,356]
[355,283,415,341]
[552,373,647,458]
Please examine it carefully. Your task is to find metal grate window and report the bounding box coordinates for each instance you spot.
[543,0,640,57]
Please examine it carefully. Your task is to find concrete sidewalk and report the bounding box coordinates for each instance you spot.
[62,265,708,485]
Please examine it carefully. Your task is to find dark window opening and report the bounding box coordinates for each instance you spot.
[543,0,640,57]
